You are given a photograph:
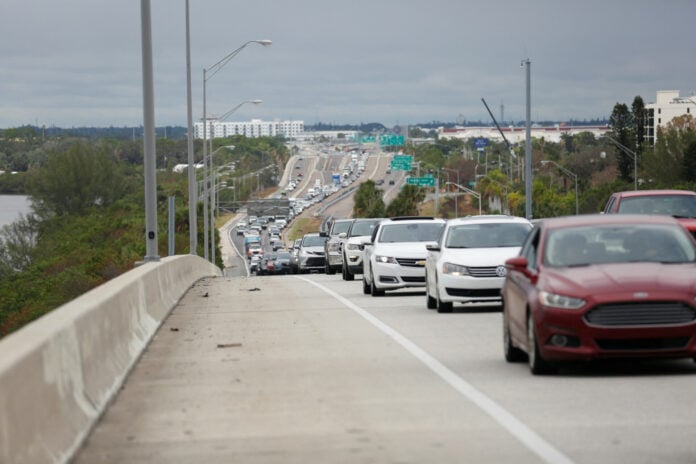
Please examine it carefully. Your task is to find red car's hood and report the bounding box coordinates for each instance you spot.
[677,217,696,233]
[541,262,696,298]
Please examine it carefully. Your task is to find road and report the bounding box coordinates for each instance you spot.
[73,271,696,463]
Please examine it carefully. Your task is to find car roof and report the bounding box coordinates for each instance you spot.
[538,213,684,230]
[612,189,696,198]
[445,215,531,226]
[380,216,445,225]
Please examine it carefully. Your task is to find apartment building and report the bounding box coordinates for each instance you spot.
[194,119,304,140]
[645,90,696,145]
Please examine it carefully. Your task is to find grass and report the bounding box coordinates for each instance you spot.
[286,217,323,242]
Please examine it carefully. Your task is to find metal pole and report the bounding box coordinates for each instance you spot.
[140,0,159,262]
[168,196,175,255]
[524,58,532,220]
[185,0,197,255]
[202,70,209,261]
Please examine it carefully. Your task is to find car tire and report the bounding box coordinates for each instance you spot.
[370,272,385,297]
[503,308,526,363]
[527,311,556,375]
[425,275,437,310]
[437,298,453,313]
[344,263,355,281]
[362,275,371,294]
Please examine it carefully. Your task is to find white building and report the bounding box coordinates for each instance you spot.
[645,90,696,145]
[437,124,609,144]
[194,119,304,140]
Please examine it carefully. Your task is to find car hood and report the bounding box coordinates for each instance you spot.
[438,247,522,266]
[541,262,696,297]
[375,242,429,257]
[301,246,325,253]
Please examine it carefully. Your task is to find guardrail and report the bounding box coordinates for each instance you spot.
[0,255,221,464]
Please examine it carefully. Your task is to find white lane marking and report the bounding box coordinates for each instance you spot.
[297,276,575,464]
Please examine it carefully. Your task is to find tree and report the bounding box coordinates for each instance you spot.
[29,142,130,217]
[385,185,425,217]
[631,96,646,155]
[352,180,385,218]
[683,140,696,182]
[609,103,634,182]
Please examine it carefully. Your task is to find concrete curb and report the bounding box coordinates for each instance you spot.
[0,255,221,464]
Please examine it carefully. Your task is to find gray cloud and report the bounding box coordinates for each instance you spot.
[2,0,695,128]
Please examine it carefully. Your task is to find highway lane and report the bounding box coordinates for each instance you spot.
[72,271,696,463]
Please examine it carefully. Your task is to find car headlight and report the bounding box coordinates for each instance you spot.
[442,262,470,276]
[375,255,398,264]
[346,243,362,251]
[327,242,341,252]
[539,291,586,310]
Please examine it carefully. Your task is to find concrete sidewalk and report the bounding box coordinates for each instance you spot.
[73,275,536,463]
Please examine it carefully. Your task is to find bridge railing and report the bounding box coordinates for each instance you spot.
[0,255,221,464]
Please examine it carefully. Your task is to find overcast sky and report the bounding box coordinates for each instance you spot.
[1,0,694,128]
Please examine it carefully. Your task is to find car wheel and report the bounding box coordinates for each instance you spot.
[362,275,371,294]
[527,311,556,375]
[344,264,354,281]
[503,308,526,363]
[326,263,335,275]
[437,297,453,313]
[425,274,437,310]
[370,272,385,297]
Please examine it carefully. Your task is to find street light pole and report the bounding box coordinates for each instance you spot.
[201,39,271,264]
[541,160,578,215]
[604,135,638,191]
[446,182,481,215]
[442,168,460,217]
[140,0,159,262]
[522,58,532,219]
[184,0,197,255]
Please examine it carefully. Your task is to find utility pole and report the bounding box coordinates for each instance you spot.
[523,58,532,220]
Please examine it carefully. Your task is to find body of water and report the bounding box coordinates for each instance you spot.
[0,195,31,228]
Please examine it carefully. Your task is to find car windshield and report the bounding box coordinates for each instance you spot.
[350,220,380,237]
[618,195,696,218]
[544,224,696,267]
[445,222,531,248]
[331,221,353,235]
[302,235,327,247]
[379,222,444,243]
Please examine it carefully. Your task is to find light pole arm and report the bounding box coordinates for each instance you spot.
[205,40,272,81]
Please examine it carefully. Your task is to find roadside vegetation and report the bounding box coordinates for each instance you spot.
[0,130,288,336]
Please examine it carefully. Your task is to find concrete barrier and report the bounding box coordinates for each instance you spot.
[0,255,221,464]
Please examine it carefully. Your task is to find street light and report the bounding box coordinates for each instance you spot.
[445,182,481,215]
[201,39,271,262]
[442,168,460,217]
[540,160,578,215]
[603,134,638,191]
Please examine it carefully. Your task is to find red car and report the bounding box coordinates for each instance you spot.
[502,214,696,375]
[603,189,696,239]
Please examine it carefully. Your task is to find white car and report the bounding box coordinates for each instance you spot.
[362,217,446,296]
[424,215,532,313]
[341,218,383,280]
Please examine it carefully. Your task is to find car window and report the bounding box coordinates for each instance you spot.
[618,195,696,218]
[379,223,444,243]
[331,221,353,235]
[521,227,540,270]
[445,223,531,248]
[543,224,696,267]
[302,235,327,247]
[350,220,379,237]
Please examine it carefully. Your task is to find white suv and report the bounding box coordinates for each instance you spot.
[362,217,445,296]
[424,215,532,313]
[341,218,382,281]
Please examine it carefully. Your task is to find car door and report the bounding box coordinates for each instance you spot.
[362,224,381,284]
[503,225,541,344]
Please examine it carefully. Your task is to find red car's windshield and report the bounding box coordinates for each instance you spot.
[544,224,696,267]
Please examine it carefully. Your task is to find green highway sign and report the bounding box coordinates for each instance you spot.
[406,176,436,187]
[390,154,413,171]
[380,134,405,147]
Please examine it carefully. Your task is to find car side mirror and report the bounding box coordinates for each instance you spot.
[338,232,347,239]
[505,256,537,281]
[319,230,328,237]
[360,236,372,246]
[425,242,440,252]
